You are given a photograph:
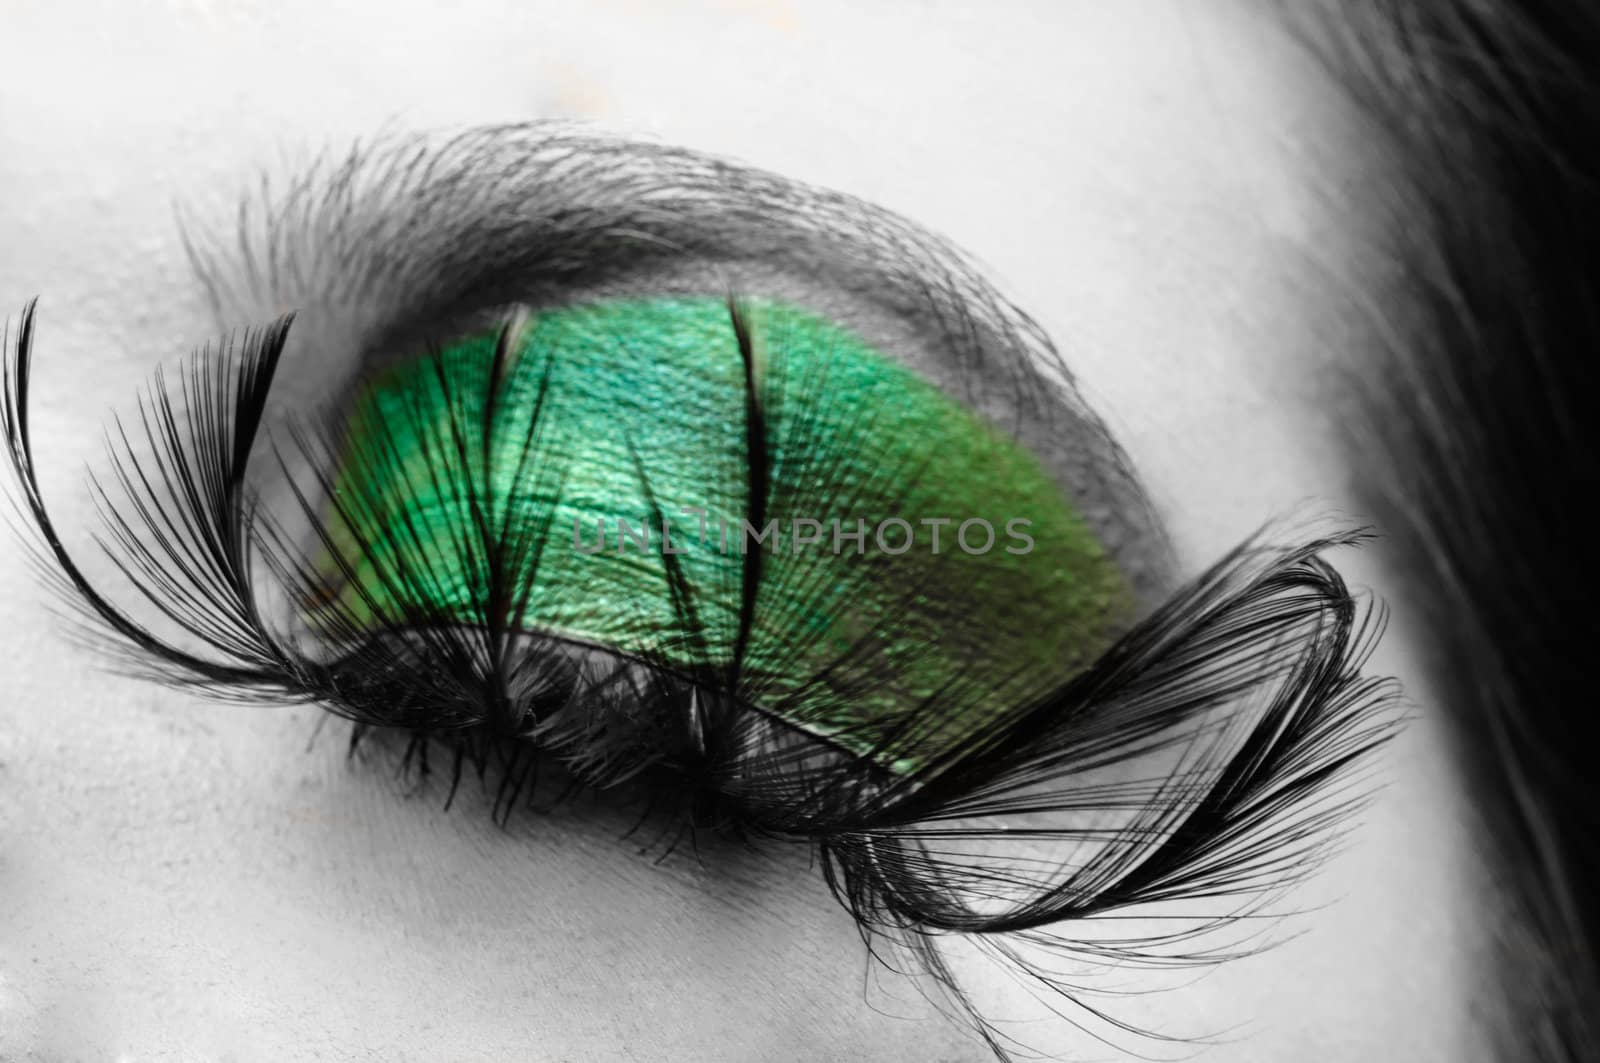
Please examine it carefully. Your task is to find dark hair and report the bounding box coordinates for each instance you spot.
[1300,4,1600,1060]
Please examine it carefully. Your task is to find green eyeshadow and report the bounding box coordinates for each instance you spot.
[310,296,1133,773]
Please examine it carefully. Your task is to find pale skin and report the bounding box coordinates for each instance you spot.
[0,2,1491,1060]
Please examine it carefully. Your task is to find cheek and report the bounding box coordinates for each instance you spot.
[0,667,992,1061]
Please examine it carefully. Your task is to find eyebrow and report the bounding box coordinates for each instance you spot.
[182,121,1173,597]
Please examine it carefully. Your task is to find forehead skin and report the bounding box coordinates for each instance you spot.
[0,2,1488,1061]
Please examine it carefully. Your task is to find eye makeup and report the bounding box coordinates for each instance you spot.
[185,125,1173,605]
[311,295,1133,774]
[2,122,1401,1059]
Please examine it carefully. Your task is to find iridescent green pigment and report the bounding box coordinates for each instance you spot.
[312,296,1133,772]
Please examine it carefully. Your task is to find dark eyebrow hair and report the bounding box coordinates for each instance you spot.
[181,122,1174,596]
[1295,5,1600,1061]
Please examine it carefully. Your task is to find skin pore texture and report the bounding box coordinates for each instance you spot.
[319,295,1129,772]
[0,3,1491,1062]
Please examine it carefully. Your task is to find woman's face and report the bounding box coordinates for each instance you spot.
[0,2,1488,1060]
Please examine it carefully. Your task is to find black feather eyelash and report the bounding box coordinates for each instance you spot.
[1,297,1401,1059]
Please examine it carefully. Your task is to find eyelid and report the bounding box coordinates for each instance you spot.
[183,122,1174,603]
[3,158,1401,1052]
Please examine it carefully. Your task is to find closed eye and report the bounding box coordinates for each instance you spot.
[0,121,1401,1059]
